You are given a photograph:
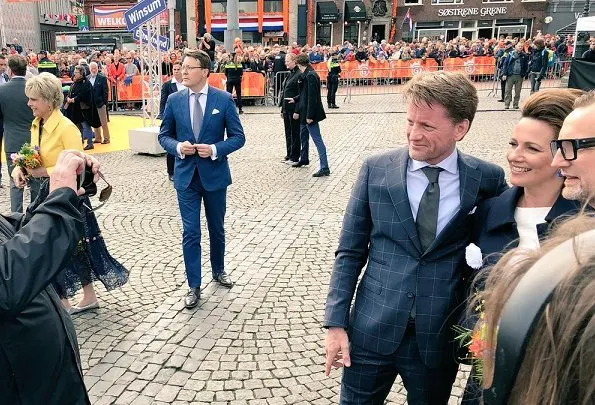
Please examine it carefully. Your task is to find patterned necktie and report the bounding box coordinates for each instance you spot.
[416,166,444,252]
[192,92,203,141]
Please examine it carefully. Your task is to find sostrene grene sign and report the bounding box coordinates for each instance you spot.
[438,7,508,18]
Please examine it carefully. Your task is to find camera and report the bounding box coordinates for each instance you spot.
[77,165,97,196]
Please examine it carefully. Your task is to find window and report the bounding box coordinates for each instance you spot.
[482,0,512,2]
[431,0,462,4]
[404,0,422,5]
[211,0,226,13]
[344,23,359,46]
[264,0,283,12]
[239,0,258,13]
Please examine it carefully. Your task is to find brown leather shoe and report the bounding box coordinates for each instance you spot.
[102,140,111,144]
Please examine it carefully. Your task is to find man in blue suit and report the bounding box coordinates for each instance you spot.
[158,49,245,309]
[324,71,508,404]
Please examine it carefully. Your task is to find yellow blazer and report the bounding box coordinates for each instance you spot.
[31,109,82,175]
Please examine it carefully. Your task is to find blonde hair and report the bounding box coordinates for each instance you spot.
[25,72,64,110]
[478,214,595,405]
[403,71,479,126]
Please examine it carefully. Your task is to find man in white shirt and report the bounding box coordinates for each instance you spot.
[88,62,110,144]
[158,49,245,309]
[552,91,595,209]
[324,71,508,405]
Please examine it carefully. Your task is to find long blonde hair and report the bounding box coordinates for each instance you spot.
[478,214,595,404]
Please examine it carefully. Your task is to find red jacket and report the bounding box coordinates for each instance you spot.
[108,62,125,83]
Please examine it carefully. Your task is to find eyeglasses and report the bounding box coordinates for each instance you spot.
[181,65,206,71]
[82,172,112,212]
[550,137,595,161]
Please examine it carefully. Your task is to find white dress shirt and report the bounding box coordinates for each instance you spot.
[0,73,8,84]
[176,83,217,160]
[172,77,186,92]
[514,206,550,250]
[407,149,461,237]
[89,75,96,87]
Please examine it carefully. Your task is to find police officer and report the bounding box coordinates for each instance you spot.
[326,52,341,109]
[37,50,59,76]
[224,53,244,114]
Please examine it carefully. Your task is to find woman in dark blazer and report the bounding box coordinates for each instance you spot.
[65,65,100,150]
[461,88,586,404]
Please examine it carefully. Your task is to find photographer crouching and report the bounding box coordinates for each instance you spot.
[0,150,99,404]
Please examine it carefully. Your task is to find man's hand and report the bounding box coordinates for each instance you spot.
[306,118,313,124]
[49,151,87,195]
[195,144,213,158]
[324,327,351,376]
[27,166,48,178]
[180,141,197,156]
[11,166,27,189]
[293,113,299,120]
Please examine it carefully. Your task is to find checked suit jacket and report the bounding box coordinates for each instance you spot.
[324,147,507,369]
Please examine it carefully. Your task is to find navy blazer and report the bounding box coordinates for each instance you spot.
[472,186,582,267]
[324,148,507,369]
[158,86,246,192]
[90,73,109,108]
[158,80,179,119]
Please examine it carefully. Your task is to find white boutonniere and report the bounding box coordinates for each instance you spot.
[465,243,483,270]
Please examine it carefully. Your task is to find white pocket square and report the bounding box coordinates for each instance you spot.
[468,206,477,215]
[212,109,220,115]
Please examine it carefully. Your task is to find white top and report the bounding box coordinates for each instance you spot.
[514,206,551,250]
[407,149,461,236]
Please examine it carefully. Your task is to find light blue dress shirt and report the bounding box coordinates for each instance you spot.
[407,148,461,237]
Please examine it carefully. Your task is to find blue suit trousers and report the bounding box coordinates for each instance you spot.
[176,169,226,288]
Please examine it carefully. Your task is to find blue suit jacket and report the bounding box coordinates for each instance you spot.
[324,148,508,368]
[158,86,245,192]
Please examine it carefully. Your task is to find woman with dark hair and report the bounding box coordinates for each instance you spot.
[64,65,100,150]
[460,88,587,404]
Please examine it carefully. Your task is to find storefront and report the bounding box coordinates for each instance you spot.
[397,1,546,41]
[205,0,290,45]
[316,1,339,45]
[343,1,368,46]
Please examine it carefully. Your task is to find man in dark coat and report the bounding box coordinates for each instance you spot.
[1,150,99,405]
[290,53,329,177]
[89,61,111,144]
[279,53,301,164]
[158,61,186,181]
[273,47,287,104]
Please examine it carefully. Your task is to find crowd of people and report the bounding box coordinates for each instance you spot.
[0,31,594,405]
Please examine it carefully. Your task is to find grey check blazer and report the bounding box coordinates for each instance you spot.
[324,147,507,369]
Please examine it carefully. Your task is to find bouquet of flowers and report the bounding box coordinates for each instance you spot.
[453,296,488,383]
[11,143,42,172]
[453,242,489,383]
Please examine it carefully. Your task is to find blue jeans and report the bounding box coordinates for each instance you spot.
[300,123,328,170]
[529,72,542,94]
[80,121,94,147]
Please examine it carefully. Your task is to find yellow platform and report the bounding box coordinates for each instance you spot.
[2,115,151,163]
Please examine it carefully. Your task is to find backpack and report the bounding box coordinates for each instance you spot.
[543,49,555,69]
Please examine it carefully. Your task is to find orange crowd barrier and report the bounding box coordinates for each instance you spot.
[313,59,440,80]
[442,56,496,75]
[107,73,266,102]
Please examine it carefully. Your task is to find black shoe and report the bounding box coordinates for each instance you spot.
[168,174,174,181]
[292,161,309,168]
[497,99,504,102]
[214,271,234,288]
[184,287,200,309]
[83,144,94,150]
[312,168,331,177]
[331,105,339,109]
[239,109,244,115]
[282,156,289,162]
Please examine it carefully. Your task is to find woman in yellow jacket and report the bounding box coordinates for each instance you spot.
[13,72,129,314]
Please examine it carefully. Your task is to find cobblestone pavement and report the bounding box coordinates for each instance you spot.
[0,93,521,404]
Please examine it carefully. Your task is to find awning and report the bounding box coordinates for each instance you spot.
[344,1,367,22]
[317,2,339,23]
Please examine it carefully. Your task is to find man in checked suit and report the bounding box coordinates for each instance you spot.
[324,71,508,404]
[158,49,245,309]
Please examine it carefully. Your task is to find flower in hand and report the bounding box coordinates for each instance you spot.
[11,143,42,171]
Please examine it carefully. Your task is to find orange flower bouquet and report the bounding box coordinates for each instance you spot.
[454,297,488,383]
[11,143,42,173]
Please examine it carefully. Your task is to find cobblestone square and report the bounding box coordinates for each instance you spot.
[0,93,519,404]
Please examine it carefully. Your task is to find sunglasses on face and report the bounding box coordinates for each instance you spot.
[550,137,595,161]
[82,172,112,212]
